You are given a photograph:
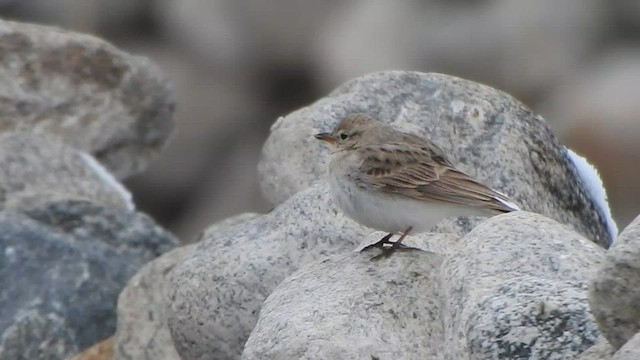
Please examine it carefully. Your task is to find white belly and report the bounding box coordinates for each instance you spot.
[329,167,485,234]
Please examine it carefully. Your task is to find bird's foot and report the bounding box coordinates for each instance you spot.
[360,233,407,252]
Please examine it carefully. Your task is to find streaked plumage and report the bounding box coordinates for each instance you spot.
[315,113,519,257]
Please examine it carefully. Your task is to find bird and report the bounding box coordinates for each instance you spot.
[314,113,520,259]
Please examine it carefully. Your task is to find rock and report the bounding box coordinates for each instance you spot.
[0,133,133,212]
[576,340,615,360]
[166,184,368,360]
[242,211,604,359]
[589,214,640,349]
[444,211,604,359]
[258,71,616,247]
[242,246,445,360]
[114,213,260,360]
[613,333,640,360]
[0,18,175,179]
[0,200,177,359]
[70,336,114,360]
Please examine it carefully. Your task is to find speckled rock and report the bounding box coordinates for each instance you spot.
[114,213,260,360]
[444,211,605,360]
[0,19,175,179]
[240,211,605,359]
[0,133,133,212]
[576,340,614,360]
[613,332,640,360]
[258,71,615,247]
[166,184,368,360]
[242,245,445,360]
[589,214,640,349]
[0,200,177,360]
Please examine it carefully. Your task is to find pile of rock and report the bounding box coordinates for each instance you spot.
[0,19,177,359]
[115,71,639,359]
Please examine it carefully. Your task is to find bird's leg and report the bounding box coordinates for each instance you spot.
[361,233,396,252]
[371,226,413,261]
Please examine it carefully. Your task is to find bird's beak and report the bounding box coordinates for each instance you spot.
[314,132,335,144]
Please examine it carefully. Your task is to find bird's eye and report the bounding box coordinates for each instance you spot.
[340,133,348,140]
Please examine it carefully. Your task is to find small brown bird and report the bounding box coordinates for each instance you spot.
[315,113,519,259]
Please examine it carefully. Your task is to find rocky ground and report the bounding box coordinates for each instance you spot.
[0,5,639,360]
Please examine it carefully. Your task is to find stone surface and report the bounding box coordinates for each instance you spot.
[0,132,133,213]
[258,71,615,247]
[589,214,640,349]
[114,213,259,360]
[613,332,640,360]
[167,184,368,360]
[576,340,615,360]
[0,200,177,360]
[443,211,605,360]
[240,211,605,359]
[0,18,175,179]
[242,245,445,360]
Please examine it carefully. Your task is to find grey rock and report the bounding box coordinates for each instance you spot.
[0,19,175,179]
[576,340,614,360]
[444,211,605,359]
[589,214,640,349]
[115,245,192,360]
[166,184,368,360]
[258,71,615,247]
[468,277,600,360]
[0,200,177,360]
[114,213,260,360]
[0,132,133,212]
[241,211,605,359]
[242,245,445,360]
[613,333,640,360]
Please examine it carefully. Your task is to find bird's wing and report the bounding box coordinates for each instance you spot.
[354,142,519,213]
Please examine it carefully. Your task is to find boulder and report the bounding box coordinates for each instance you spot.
[258,71,616,247]
[0,200,177,359]
[0,19,175,179]
[114,213,260,360]
[166,184,367,360]
[590,214,640,349]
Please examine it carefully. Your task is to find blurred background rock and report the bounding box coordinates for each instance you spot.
[1,0,637,242]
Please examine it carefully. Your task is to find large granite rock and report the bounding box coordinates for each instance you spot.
[0,201,177,360]
[0,18,175,179]
[242,247,445,360]
[576,340,615,360]
[590,214,640,349]
[114,213,259,360]
[0,133,133,212]
[613,333,640,360]
[166,184,368,360]
[258,71,615,247]
[242,212,604,359]
[446,212,604,359]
